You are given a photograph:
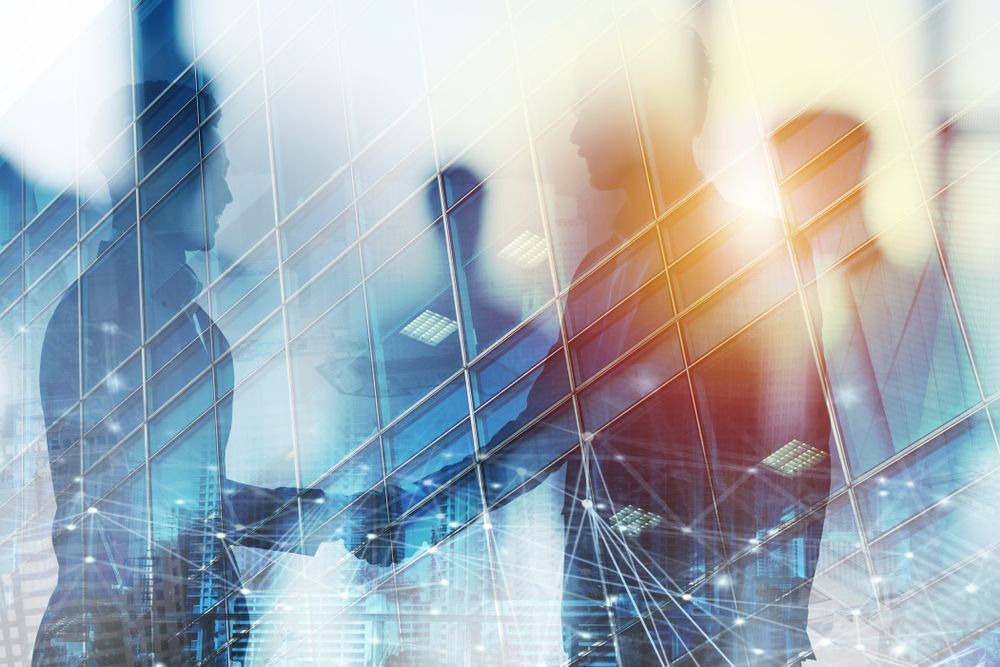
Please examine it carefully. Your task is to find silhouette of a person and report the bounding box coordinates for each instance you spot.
[33,81,388,667]
[412,28,837,666]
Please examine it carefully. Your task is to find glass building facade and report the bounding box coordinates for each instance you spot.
[1,1,999,665]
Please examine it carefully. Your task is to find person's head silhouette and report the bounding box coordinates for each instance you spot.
[570,26,712,212]
[89,81,232,257]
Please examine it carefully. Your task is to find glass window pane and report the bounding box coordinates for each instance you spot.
[448,156,554,357]
[681,246,797,361]
[279,171,354,257]
[149,410,226,664]
[856,410,999,539]
[222,355,297,488]
[383,520,502,665]
[935,138,1000,395]
[204,110,275,282]
[671,212,784,311]
[578,325,683,434]
[470,304,560,407]
[285,248,362,337]
[563,229,662,337]
[383,375,468,471]
[810,216,980,475]
[361,180,439,273]
[535,72,653,288]
[339,0,424,151]
[133,0,193,111]
[0,157,24,247]
[270,42,349,218]
[395,469,482,561]
[367,223,462,422]
[692,300,835,558]
[388,422,475,520]
[569,273,671,384]
[482,402,578,506]
[81,228,141,392]
[475,350,570,453]
[290,288,376,485]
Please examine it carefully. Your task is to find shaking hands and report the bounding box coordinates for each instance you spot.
[327,483,404,566]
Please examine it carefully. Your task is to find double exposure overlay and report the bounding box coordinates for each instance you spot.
[1,1,999,665]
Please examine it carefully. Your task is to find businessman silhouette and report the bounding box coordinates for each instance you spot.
[33,81,390,666]
[409,28,838,666]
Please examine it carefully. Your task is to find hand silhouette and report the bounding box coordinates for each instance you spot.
[336,483,404,567]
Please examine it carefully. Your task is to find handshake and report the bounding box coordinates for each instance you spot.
[296,449,488,567]
[320,483,406,567]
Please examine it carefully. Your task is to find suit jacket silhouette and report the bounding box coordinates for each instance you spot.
[423,184,831,666]
[34,231,325,666]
